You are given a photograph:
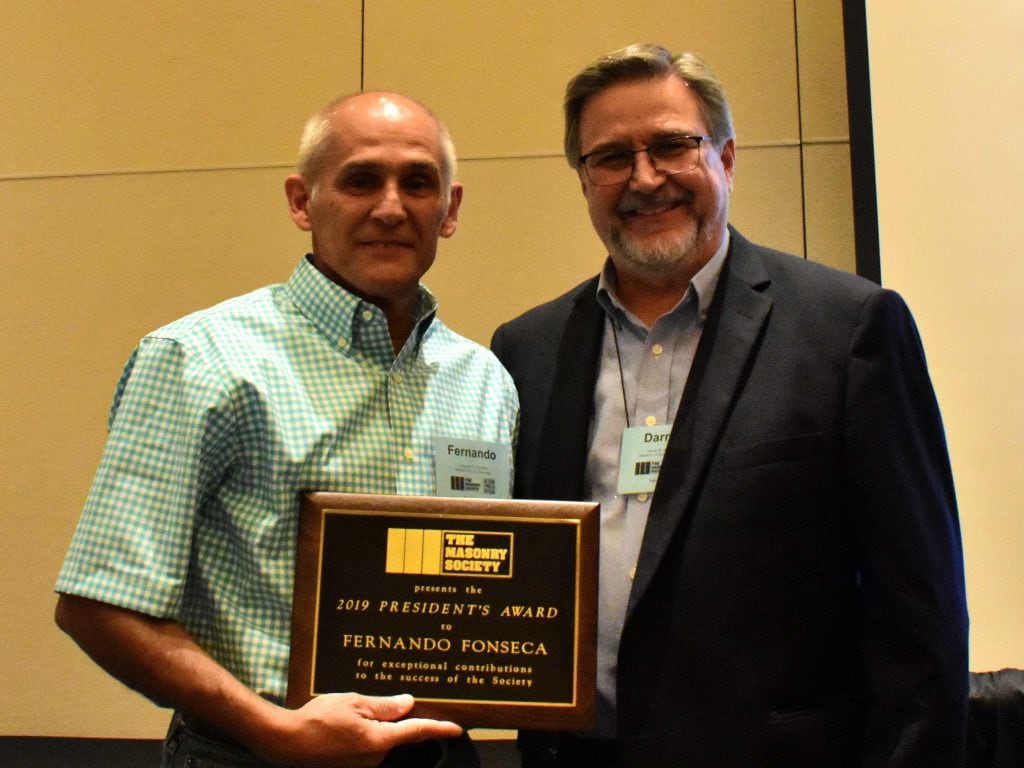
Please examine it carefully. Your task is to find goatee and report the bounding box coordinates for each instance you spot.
[610,217,714,275]
[610,187,711,271]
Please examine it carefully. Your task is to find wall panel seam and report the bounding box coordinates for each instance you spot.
[1,138,851,183]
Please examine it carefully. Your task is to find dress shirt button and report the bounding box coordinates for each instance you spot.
[652,343,664,356]
[645,415,657,427]
[403,447,415,462]
[391,372,404,386]
[362,309,374,322]
[636,493,649,503]
[338,337,349,349]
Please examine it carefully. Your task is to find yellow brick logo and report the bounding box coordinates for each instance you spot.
[386,529,513,577]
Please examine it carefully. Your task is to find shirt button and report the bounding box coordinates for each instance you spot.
[645,415,657,427]
[629,566,637,580]
[362,310,374,322]
[338,337,349,349]
[636,493,649,503]
[403,448,415,462]
[391,373,404,385]
[652,343,664,356]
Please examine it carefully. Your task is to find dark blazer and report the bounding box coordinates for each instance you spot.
[491,228,968,767]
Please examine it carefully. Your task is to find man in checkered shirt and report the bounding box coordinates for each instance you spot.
[54,92,518,768]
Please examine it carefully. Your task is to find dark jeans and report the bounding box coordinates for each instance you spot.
[161,715,279,768]
[518,732,619,768]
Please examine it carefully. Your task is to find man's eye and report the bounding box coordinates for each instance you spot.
[651,138,696,159]
[404,175,434,191]
[590,151,632,170]
[341,173,381,193]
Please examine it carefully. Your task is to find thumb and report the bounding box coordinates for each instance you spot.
[360,693,416,722]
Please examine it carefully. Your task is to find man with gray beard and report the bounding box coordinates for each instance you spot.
[491,44,967,767]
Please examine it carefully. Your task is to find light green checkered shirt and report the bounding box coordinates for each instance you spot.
[56,256,519,702]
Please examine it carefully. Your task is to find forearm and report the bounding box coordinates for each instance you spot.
[53,594,279,743]
[54,593,461,767]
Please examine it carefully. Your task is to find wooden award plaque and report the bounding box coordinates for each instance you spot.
[287,492,598,730]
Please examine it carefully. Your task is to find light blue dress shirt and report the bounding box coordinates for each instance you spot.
[585,233,729,736]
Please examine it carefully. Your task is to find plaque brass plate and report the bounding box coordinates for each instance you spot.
[287,492,598,730]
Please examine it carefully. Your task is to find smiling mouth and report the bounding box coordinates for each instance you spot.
[617,190,692,218]
[361,240,414,248]
[622,201,681,218]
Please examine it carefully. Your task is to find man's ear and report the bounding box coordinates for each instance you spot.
[718,137,736,191]
[285,174,313,232]
[439,182,464,239]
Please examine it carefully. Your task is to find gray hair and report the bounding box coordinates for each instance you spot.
[564,44,735,168]
[295,93,458,193]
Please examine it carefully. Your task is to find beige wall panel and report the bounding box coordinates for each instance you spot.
[802,143,856,273]
[727,145,805,257]
[795,0,850,141]
[363,0,800,159]
[427,156,605,345]
[0,169,308,735]
[0,1,362,177]
[867,0,1024,670]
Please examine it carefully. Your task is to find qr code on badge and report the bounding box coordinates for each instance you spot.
[483,478,496,495]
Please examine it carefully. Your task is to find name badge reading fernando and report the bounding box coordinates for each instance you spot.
[433,436,511,499]
[617,424,673,495]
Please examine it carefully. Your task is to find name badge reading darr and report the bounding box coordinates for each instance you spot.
[617,424,673,495]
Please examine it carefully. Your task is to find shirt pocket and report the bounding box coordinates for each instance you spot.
[719,432,826,471]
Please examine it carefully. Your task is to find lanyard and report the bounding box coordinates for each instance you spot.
[610,321,632,429]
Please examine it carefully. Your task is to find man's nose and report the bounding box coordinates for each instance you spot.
[371,180,407,224]
[628,150,665,192]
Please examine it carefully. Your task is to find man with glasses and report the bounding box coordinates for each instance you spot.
[492,44,967,767]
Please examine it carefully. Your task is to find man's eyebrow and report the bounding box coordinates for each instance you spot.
[400,160,442,176]
[340,159,440,172]
[584,130,702,154]
[339,160,384,174]
[581,139,630,155]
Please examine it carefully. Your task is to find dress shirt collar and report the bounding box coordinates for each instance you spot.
[596,228,731,330]
[285,254,438,357]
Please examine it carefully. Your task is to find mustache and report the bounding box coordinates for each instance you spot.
[615,188,693,216]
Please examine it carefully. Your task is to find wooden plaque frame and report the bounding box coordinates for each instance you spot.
[287,492,598,730]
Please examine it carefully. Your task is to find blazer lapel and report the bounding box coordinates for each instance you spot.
[534,278,605,501]
[628,235,773,613]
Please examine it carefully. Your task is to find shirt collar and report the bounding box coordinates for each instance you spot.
[284,255,438,354]
[596,228,730,328]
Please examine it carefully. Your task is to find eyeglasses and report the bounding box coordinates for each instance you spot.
[578,135,713,186]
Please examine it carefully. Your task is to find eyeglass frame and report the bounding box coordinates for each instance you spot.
[577,134,714,186]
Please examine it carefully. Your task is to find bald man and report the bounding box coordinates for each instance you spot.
[55,93,518,768]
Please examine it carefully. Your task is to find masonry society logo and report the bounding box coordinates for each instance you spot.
[385,529,513,578]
